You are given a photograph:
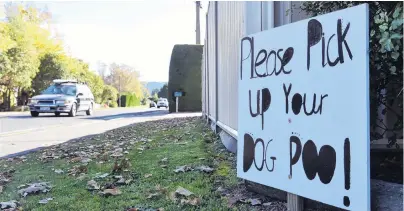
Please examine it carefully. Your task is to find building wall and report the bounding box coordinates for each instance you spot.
[206,3,216,120]
[216,1,244,131]
[202,1,308,137]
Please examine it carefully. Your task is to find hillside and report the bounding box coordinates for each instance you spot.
[144,81,166,93]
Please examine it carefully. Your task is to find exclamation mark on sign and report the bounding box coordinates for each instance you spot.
[343,138,351,207]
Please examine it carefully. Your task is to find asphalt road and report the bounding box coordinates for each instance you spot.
[0,107,201,158]
[0,107,163,134]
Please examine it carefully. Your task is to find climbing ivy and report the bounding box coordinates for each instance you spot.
[300,2,403,146]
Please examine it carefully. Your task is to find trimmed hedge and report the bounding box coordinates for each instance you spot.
[119,93,140,107]
[168,44,203,113]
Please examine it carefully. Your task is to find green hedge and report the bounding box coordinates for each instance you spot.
[120,93,140,107]
[168,44,203,113]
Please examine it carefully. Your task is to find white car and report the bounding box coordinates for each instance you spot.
[157,98,168,109]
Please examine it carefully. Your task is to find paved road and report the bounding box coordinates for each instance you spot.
[0,107,162,134]
[0,108,201,158]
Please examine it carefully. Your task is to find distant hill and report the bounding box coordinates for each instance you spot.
[144,81,166,93]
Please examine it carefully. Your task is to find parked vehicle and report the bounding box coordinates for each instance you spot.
[150,101,156,108]
[157,98,168,109]
[28,79,95,117]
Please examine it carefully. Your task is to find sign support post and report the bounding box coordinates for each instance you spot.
[174,91,183,113]
[176,96,179,113]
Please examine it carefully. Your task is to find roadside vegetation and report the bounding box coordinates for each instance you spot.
[0,117,286,211]
[0,2,158,111]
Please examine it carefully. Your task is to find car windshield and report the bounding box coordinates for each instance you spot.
[42,84,77,96]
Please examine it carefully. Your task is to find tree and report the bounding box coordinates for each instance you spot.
[158,83,168,98]
[151,88,159,96]
[64,58,105,103]
[0,3,61,108]
[105,63,145,99]
[32,53,67,93]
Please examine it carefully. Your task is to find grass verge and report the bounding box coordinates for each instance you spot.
[0,117,244,211]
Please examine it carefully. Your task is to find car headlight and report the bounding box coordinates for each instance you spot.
[30,99,38,105]
[56,100,73,104]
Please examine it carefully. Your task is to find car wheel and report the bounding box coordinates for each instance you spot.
[86,103,93,116]
[55,112,61,117]
[30,111,39,117]
[157,106,160,109]
[69,103,77,117]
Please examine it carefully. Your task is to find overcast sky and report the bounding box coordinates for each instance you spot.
[1,0,208,82]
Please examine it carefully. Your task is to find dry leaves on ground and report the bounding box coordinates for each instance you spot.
[195,165,214,173]
[101,188,122,196]
[94,173,109,179]
[0,200,18,210]
[54,169,64,174]
[169,187,201,206]
[17,182,51,197]
[87,180,100,190]
[173,166,193,173]
[38,198,53,204]
[175,187,193,197]
[144,174,152,178]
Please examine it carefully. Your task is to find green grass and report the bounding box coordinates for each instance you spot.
[0,117,239,211]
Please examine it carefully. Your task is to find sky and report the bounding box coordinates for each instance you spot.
[0,0,208,82]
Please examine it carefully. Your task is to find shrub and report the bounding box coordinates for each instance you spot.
[110,101,118,108]
[300,1,403,145]
[101,85,118,104]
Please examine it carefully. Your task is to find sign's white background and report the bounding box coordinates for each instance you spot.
[237,4,369,210]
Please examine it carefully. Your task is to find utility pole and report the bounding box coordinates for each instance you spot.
[195,1,201,44]
[118,75,121,107]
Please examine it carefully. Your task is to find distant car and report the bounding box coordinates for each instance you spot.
[157,98,168,109]
[149,101,156,108]
[28,79,95,117]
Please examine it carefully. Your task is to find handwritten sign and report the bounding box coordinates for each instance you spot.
[237,4,369,210]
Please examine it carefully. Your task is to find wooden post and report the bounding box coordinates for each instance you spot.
[287,193,304,211]
[175,96,178,113]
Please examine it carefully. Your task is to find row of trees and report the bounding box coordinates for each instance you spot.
[150,83,168,102]
[0,3,148,109]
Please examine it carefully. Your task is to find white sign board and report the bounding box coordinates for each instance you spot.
[238,4,369,210]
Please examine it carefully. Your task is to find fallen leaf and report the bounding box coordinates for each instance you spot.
[173,165,193,173]
[175,187,193,197]
[18,182,51,197]
[94,173,109,179]
[54,169,64,174]
[70,157,82,163]
[0,200,18,209]
[248,198,262,206]
[144,174,152,178]
[216,187,226,193]
[195,166,214,173]
[0,186,3,193]
[160,158,168,163]
[87,180,100,190]
[81,158,92,164]
[115,178,126,185]
[101,188,122,196]
[180,197,201,206]
[38,198,53,204]
[160,165,167,168]
[263,202,272,206]
[169,192,177,202]
[146,193,160,199]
